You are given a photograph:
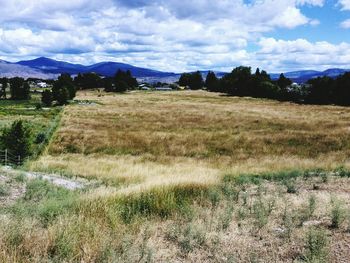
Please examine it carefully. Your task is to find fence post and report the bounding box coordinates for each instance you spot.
[18,155,21,166]
[4,149,7,166]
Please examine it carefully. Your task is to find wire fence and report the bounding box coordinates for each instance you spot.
[0,149,22,166]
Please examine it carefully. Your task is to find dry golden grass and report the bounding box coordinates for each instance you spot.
[6,90,350,262]
[29,90,350,190]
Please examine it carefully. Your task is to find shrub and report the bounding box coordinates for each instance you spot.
[56,87,69,105]
[283,179,297,194]
[330,199,345,229]
[35,132,47,144]
[305,227,329,263]
[0,184,9,196]
[178,223,206,254]
[308,195,317,218]
[282,206,295,240]
[41,90,53,107]
[335,166,350,177]
[252,198,269,230]
[35,103,42,110]
[115,184,207,223]
[220,204,234,231]
[0,120,32,162]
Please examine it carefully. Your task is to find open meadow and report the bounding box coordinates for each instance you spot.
[30,90,350,189]
[1,90,350,262]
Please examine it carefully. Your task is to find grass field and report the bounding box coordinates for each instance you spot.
[30,90,350,189]
[1,90,350,262]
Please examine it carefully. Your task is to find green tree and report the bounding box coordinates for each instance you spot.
[178,73,191,87]
[41,90,53,107]
[53,73,76,101]
[179,72,204,90]
[205,71,219,92]
[56,87,69,105]
[9,78,30,100]
[0,120,32,161]
[103,78,113,92]
[74,73,102,90]
[277,73,292,90]
[112,70,138,92]
[220,66,252,95]
[0,78,7,99]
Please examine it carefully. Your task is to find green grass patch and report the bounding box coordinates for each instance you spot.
[4,179,79,226]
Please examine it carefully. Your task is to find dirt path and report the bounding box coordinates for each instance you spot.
[1,166,93,190]
[0,174,26,207]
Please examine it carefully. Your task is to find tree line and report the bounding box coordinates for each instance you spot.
[74,70,138,92]
[179,67,350,106]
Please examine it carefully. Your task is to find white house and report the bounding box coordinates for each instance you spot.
[37,82,48,88]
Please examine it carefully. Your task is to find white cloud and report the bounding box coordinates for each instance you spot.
[0,0,343,73]
[340,19,350,28]
[338,0,350,10]
[256,38,350,72]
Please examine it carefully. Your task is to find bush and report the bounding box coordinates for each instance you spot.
[115,184,207,223]
[35,132,47,144]
[56,87,69,105]
[0,120,32,162]
[330,199,345,229]
[305,227,329,262]
[0,184,9,196]
[35,103,42,110]
[283,179,297,194]
[41,90,53,107]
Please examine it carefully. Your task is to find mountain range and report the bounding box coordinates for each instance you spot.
[0,57,349,83]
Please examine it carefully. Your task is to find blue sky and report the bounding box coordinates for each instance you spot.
[0,0,349,73]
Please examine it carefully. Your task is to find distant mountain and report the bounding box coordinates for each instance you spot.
[17,57,86,75]
[16,57,176,78]
[271,68,350,83]
[1,57,349,82]
[0,60,57,79]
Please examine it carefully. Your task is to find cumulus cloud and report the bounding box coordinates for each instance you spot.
[338,0,350,10]
[256,38,350,71]
[340,19,350,28]
[0,0,347,72]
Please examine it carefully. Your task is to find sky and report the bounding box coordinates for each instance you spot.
[0,0,349,73]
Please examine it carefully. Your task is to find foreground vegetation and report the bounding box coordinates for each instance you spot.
[2,90,350,262]
[1,167,350,262]
[0,94,61,164]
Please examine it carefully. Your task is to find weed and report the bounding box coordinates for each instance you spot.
[221,182,240,202]
[252,198,269,230]
[137,227,152,263]
[308,195,317,218]
[335,166,350,177]
[178,223,206,254]
[305,227,329,263]
[330,199,345,229]
[298,195,317,225]
[116,184,207,223]
[0,184,9,196]
[14,173,26,183]
[282,206,295,240]
[220,203,234,231]
[283,179,298,194]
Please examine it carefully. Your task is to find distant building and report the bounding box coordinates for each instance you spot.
[37,82,48,88]
[139,83,151,90]
[155,86,172,91]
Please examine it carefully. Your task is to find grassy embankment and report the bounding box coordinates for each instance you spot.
[1,90,350,262]
[0,93,62,161]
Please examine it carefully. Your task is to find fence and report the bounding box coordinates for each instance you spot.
[0,149,22,166]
